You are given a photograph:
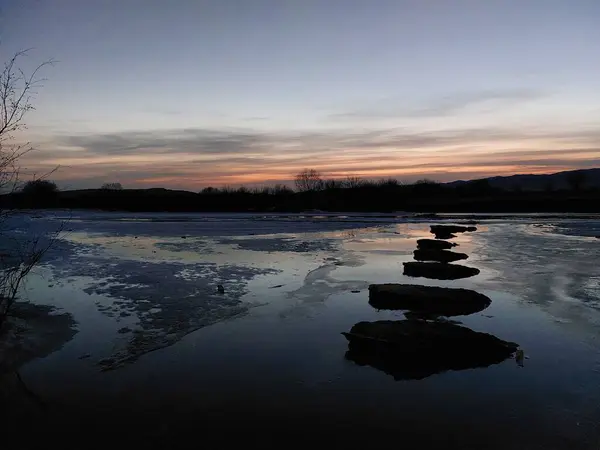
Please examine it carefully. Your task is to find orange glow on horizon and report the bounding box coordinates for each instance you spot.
[19,129,599,189]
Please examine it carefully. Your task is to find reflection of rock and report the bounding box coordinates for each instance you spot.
[413,249,468,263]
[403,262,480,280]
[368,284,490,317]
[430,225,477,234]
[343,320,518,380]
[416,239,456,250]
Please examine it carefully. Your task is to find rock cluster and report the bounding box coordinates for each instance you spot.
[342,221,519,379]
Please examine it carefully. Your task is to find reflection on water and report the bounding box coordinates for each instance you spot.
[343,320,518,380]
[2,214,600,447]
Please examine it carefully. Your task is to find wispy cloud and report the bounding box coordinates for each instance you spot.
[330,88,546,120]
[19,123,600,189]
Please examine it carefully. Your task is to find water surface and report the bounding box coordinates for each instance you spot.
[3,212,600,448]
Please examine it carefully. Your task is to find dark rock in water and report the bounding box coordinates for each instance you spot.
[403,262,480,280]
[416,239,456,250]
[217,284,225,294]
[413,249,468,263]
[342,320,518,380]
[368,284,490,317]
[430,224,477,235]
[433,232,456,240]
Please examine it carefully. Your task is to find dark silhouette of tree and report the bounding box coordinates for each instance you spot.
[294,169,323,192]
[566,171,586,192]
[21,179,59,208]
[0,49,55,325]
[3,171,599,213]
[101,182,123,190]
[377,178,400,187]
[272,184,293,195]
[322,179,343,190]
[343,176,363,189]
[22,179,58,197]
[413,179,440,195]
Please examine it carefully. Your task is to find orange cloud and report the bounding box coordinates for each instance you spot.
[16,125,599,189]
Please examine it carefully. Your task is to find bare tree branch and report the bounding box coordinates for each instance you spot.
[294,169,324,192]
[0,48,56,326]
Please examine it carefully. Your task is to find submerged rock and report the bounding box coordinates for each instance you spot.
[413,249,468,263]
[416,239,456,250]
[368,284,491,316]
[342,320,518,380]
[403,262,480,280]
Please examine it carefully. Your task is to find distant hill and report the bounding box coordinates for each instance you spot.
[3,167,600,213]
[446,168,600,191]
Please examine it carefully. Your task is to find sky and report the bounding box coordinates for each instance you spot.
[1,0,599,190]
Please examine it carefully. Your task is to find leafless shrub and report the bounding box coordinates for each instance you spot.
[294,169,323,192]
[0,49,55,327]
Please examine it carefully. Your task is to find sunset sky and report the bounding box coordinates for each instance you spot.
[3,0,599,190]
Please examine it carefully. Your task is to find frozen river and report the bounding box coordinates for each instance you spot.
[2,212,600,448]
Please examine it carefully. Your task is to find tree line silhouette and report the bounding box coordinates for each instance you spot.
[2,169,599,213]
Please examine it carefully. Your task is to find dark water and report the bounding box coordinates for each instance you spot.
[2,213,600,448]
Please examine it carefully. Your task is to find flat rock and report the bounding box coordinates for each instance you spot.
[368,284,490,316]
[416,239,456,250]
[430,225,477,234]
[413,249,468,263]
[403,262,480,280]
[342,320,518,380]
[433,232,456,240]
